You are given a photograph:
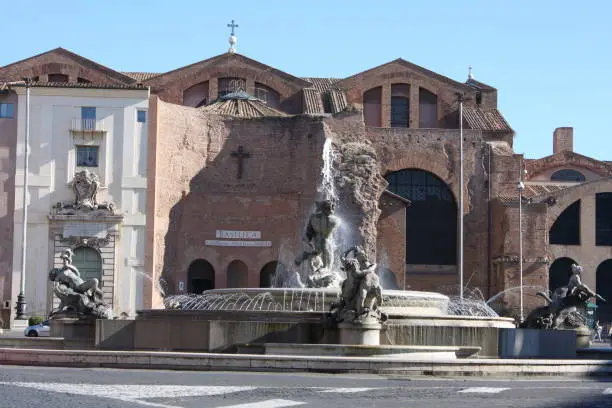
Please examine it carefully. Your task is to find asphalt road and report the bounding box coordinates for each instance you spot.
[2,365,612,408]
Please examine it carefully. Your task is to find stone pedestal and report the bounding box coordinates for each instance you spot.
[50,317,96,346]
[574,326,592,349]
[338,321,381,345]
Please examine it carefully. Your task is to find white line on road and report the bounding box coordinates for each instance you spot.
[318,387,377,393]
[211,399,306,408]
[603,388,612,394]
[458,387,510,394]
[0,382,257,408]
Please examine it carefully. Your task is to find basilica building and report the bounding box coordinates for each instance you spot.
[0,44,610,326]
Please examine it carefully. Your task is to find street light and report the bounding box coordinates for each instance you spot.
[458,92,464,300]
[15,77,31,320]
[517,163,527,322]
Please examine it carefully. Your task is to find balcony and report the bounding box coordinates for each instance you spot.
[70,118,106,136]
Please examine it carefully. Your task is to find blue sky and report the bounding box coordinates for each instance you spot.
[2,0,610,160]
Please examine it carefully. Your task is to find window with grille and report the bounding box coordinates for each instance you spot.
[76,146,99,167]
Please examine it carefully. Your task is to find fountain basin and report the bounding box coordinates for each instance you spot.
[165,288,450,316]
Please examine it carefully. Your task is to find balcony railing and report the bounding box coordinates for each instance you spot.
[70,118,106,134]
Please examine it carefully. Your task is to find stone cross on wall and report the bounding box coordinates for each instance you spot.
[231,145,251,179]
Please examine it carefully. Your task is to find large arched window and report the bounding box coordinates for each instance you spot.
[254,83,280,109]
[596,259,612,321]
[72,247,102,282]
[227,260,248,288]
[363,87,382,127]
[596,193,612,246]
[548,257,576,293]
[549,200,580,245]
[183,81,210,108]
[551,169,586,182]
[187,259,215,293]
[218,77,246,98]
[419,88,438,128]
[390,84,410,128]
[385,169,457,265]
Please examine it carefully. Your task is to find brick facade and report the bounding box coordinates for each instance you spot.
[2,47,611,322]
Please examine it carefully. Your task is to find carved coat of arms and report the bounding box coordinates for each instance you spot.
[52,170,115,216]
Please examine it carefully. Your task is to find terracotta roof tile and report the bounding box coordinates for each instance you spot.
[200,95,288,118]
[301,77,341,92]
[463,106,512,132]
[327,88,347,113]
[121,72,161,82]
[303,88,324,114]
[9,81,148,90]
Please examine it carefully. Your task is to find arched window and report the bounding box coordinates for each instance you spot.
[227,260,248,288]
[549,200,580,245]
[218,77,246,98]
[254,83,280,109]
[72,247,102,283]
[419,88,438,128]
[77,77,90,84]
[259,261,286,288]
[385,169,457,265]
[363,87,382,127]
[596,259,612,321]
[596,193,612,246]
[551,169,586,182]
[48,73,68,83]
[391,84,410,128]
[187,259,215,293]
[182,81,209,108]
[548,257,576,293]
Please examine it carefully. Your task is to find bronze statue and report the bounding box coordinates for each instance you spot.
[331,246,385,324]
[521,263,605,330]
[295,200,339,273]
[48,249,113,319]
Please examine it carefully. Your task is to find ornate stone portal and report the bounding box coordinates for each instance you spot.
[48,170,123,313]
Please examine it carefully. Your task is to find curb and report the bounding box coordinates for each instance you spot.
[2,348,612,376]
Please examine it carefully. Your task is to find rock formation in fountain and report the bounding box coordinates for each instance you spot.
[323,117,387,264]
[292,115,387,289]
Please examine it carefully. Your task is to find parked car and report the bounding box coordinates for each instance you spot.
[24,320,50,337]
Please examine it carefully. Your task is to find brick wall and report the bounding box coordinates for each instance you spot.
[150,99,328,293]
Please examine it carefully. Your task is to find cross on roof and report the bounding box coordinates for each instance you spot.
[230,145,250,179]
[227,19,239,36]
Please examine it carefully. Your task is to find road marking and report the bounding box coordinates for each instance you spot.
[318,387,377,393]
[212,400,305,408]
[459,387,510,394]
[0,382,256,408]
[603,388,612,394]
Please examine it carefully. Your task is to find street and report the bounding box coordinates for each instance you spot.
[2,366,612,407]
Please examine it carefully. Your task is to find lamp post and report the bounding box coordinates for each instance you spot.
[517,163,526,323]
[458,93,464,299]
[15,77,31,320]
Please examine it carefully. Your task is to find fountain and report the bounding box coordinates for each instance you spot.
[97,134,514,358]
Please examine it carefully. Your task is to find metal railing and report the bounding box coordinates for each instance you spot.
[70,118,105,132]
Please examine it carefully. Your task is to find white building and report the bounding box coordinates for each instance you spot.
[11,83,149,318]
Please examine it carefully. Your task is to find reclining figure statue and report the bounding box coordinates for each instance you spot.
[521,263,604,330]
[48,249,113,319]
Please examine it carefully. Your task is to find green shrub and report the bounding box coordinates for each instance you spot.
[28,316,44,326]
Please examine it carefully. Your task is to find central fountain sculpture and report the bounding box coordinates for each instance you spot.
[115,133,514,358]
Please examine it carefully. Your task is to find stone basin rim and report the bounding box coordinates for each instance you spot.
[198,287,449,300]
